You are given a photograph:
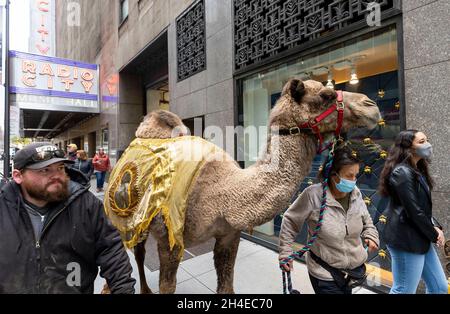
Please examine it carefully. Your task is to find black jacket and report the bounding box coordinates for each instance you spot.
[0,167,136,293]
[382,164,439,254]
[73,159,94,178]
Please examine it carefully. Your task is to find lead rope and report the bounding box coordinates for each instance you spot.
[280,139,337,294]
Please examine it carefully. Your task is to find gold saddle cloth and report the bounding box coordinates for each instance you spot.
[104,136,226,254]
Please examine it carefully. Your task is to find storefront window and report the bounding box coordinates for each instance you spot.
[101,128,109,153]
[239,26,400,273]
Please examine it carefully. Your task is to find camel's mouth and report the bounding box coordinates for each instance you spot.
[350,97,381,130]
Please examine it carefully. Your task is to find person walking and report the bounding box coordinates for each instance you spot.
[279,145,379,294]
[66,143,78,161]
[73,150,94,179]
[0,142,135,293]
[92,147,110,193]
[378,129,447,294]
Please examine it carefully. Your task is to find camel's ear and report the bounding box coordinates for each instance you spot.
[282,79,305,103]
[319,88,337,103]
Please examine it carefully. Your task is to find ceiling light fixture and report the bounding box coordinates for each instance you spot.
[325,71,334,89]
[349,65,359,85]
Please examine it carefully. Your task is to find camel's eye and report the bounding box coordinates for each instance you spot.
[319,89,337,103]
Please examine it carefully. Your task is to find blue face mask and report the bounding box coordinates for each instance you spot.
[334,174,357,193]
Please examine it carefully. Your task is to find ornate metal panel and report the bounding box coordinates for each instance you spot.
[176,0,206,81]
[234,0,395,71]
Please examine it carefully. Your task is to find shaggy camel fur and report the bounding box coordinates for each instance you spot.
[110,79,381,294]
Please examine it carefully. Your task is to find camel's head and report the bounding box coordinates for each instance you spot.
[135,110,189,139]
[269,78,381,135]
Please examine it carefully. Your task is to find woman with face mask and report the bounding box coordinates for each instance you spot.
[278,145,379,294]
[379,130,447,294]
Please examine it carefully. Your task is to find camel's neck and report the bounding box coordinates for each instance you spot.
[225,132,317,230]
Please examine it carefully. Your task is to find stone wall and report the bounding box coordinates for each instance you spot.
[168,0,235,156]
[402,0,450,273]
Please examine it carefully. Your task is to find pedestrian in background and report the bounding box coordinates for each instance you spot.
[93,147,110,193]
[74,150,93,180]
[66,143,78,161]
[379,129,447,294]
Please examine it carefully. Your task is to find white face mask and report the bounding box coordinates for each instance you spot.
[415,142,432,159]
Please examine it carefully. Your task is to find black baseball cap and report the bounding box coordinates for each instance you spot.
[13,142,74,170]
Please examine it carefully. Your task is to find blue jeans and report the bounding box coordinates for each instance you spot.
[388,245,448,294]
[95,171,106,189]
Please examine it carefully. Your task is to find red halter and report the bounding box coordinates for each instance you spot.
[298,90,345,153]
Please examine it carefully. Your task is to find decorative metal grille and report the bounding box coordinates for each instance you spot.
[234,0,395,71]
[176,0,206,81]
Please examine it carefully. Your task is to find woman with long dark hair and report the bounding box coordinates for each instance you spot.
[379,129,447,294]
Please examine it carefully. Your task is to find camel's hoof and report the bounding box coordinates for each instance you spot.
[217,289,235,294]
[101,284,111,294]
[140,287,153,294]
[159,287,176,294]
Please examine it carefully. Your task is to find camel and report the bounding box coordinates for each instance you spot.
[107,78,381,294]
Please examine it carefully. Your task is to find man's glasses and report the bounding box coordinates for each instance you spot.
[31,149,66,162]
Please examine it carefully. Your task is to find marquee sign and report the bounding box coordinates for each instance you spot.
[9,50,99,113]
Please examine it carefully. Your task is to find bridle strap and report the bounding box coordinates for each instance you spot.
[297,90,345,153]
[273,91,345,153]
[334,90,344,137]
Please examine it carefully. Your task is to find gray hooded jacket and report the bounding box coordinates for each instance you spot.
[279,183,379,281]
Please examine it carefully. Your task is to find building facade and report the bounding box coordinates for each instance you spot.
[53,0,450,291]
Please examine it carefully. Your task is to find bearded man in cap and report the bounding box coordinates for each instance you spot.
[0,142,135,294]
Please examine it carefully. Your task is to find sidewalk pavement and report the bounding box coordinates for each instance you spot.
[90,178,377,294]
[93,239,377,294]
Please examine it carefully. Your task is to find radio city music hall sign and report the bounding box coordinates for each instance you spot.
[9,50,100,113]
[31,0,55,55]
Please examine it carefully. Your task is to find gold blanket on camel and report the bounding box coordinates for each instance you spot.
[104,136,225,256]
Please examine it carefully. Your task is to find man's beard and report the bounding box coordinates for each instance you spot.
[23,175,70,203]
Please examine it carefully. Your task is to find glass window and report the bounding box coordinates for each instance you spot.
[238,26,400,272]
[101,128,109,153]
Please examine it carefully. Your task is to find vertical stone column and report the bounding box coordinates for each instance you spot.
[402,0,450,273]
[118,73,144,153]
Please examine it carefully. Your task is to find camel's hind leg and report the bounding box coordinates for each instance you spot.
[157,240,183,294]
[134,240,153,294]
[214,231,241,294]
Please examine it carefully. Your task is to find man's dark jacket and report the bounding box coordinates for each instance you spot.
[382,164,439,254]
[0,167,136,293]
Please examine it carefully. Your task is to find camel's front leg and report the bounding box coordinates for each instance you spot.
[157,240,182,294]
[214,231,241,294]
[134,241,153,294]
